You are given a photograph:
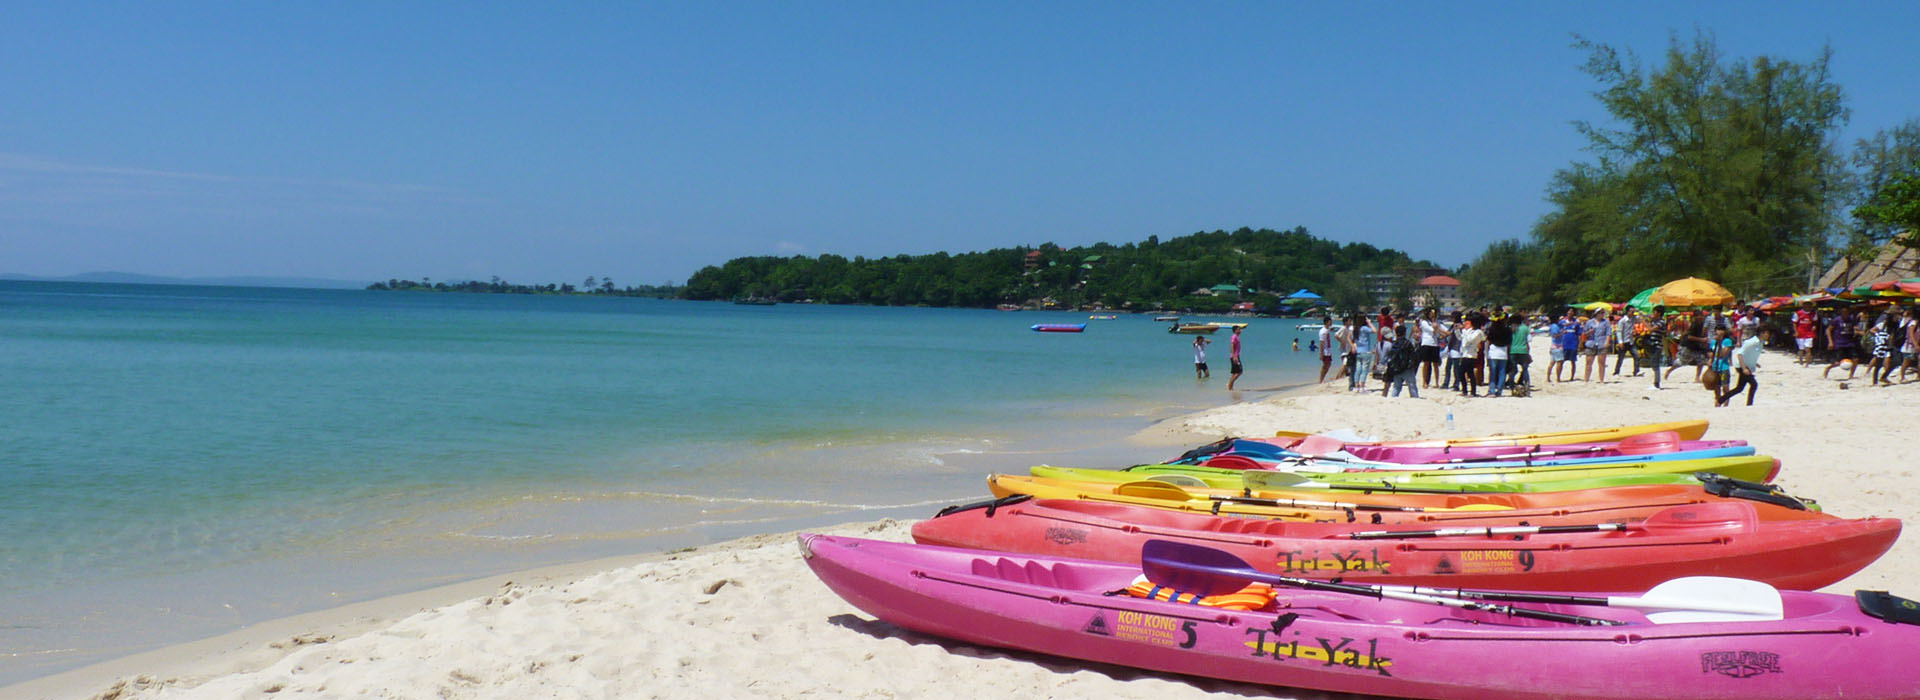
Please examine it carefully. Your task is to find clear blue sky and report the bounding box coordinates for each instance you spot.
[4,1,1917,285]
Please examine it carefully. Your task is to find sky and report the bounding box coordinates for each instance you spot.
[4,1,1918,286]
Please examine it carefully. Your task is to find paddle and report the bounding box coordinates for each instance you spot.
[1241,470,1488,494]
[1144,474,1213,488]
[1428,431,1684,465]
[1342,502,1756,540]
[1142,540,1782,624]
[1140,539,1624,626]
[1114,481,1509,513]
[1206,493,1509,513]
[1378,578,1783,623]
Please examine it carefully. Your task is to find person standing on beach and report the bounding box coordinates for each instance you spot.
[1192,335,1211,379]
[1581,310,1613,382]
[1901,307,1920,383]
[1868,314,1896,386]
[1792,304,1818,365]
[1439,311,1462,390]
[1455,315,1486,396]
[1509,313,1534,395]
[1703,326,1733,403]
[1332,316,1354,382]
[1228,325,1245,390]
[1350,313,1377,392]
[1417,308,1442,388]
[1612,308,1637,376]
[1382,324,1420,398]
[1485,314,1512,397]
[1315,316,1334,383]
[1646,306,1669,389]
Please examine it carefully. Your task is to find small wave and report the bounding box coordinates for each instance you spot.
[516,490,954,512]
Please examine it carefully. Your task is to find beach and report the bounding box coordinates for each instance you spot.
[9,338,1915,700]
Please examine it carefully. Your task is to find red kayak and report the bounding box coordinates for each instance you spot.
[911,498,1899,592]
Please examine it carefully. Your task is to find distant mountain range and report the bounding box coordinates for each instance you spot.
[0,271,369,290]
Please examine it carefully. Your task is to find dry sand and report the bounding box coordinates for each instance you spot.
[8,338,1914,700]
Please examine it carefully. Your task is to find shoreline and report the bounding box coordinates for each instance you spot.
[11,339,1916,699]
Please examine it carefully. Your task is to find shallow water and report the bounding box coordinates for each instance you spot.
[0,281,1326,683]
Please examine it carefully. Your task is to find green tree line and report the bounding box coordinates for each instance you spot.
[682,227,1434,312]
[369,276,683,297]
[1460,33,1920,309]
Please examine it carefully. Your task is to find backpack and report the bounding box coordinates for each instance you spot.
[1385,338,1416,376]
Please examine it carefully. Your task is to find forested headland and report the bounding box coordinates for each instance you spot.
[1457,34,1920,310]
[681,227,1436,313]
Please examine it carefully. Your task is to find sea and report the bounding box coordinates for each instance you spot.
[0,281,1329,684]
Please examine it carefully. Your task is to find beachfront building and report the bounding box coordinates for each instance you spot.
[1362,265,1451,307]
[1417,275,1463,310]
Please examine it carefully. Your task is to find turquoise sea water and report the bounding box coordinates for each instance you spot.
[0,281,1325,683]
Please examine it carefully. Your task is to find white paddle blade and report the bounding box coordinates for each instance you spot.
[1146,474,1211,487]
[1242,471,1315,489]
[1623,576,1784,623]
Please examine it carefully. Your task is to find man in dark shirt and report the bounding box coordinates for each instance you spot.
[1646,306,1669,389]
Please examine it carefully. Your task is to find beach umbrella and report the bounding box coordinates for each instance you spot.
[1626,286,1660,312]
[1286,289,1323,300]
[1579,301,1613,312]
[1649,278,1734,308]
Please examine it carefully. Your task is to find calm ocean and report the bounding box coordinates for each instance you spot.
[0,281,1325,683]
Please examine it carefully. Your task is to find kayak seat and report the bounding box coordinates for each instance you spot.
[969,556,1092,590]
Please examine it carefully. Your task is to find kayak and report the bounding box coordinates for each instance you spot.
[1024,467,1821,514]
[983,474,1808,527]
[1031,323,1086,333]
[1337,439,1748,465]
[1263,419,1710,447]
[1294,455,1776,486]
[803,534,1920,700]
[1039,454,1777,489]
[1197,434,1750,465]
[1093,463,1718,493]
[911,498,1894,591]
[1174,445,1757,471]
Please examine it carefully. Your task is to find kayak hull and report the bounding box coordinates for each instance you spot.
[985,474,1813,527]
[1024,468,1825,517]
[1265,419,1711,447]
[803,534,1920,700]
[911,498,1895,591]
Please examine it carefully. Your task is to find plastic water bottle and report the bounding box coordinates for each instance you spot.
[1445,410,1455,432]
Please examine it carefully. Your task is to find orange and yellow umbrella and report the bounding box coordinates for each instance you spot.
[1649,277,1735,308]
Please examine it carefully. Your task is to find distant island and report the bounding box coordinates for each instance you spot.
[1,272,369,289]
[681,227,1439,314]
[368,276,683,298]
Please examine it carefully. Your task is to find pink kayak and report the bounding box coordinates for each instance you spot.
[1339,439,1749,465]
[802,534,1920,700]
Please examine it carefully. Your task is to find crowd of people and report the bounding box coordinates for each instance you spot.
[1310,301,1920,405]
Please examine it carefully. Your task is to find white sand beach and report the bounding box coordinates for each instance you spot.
[10,339,1915,700]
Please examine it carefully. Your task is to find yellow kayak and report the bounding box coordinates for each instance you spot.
[1271,419,1709,447]
[1025,454,1773,491]
[981,474,1772,526]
